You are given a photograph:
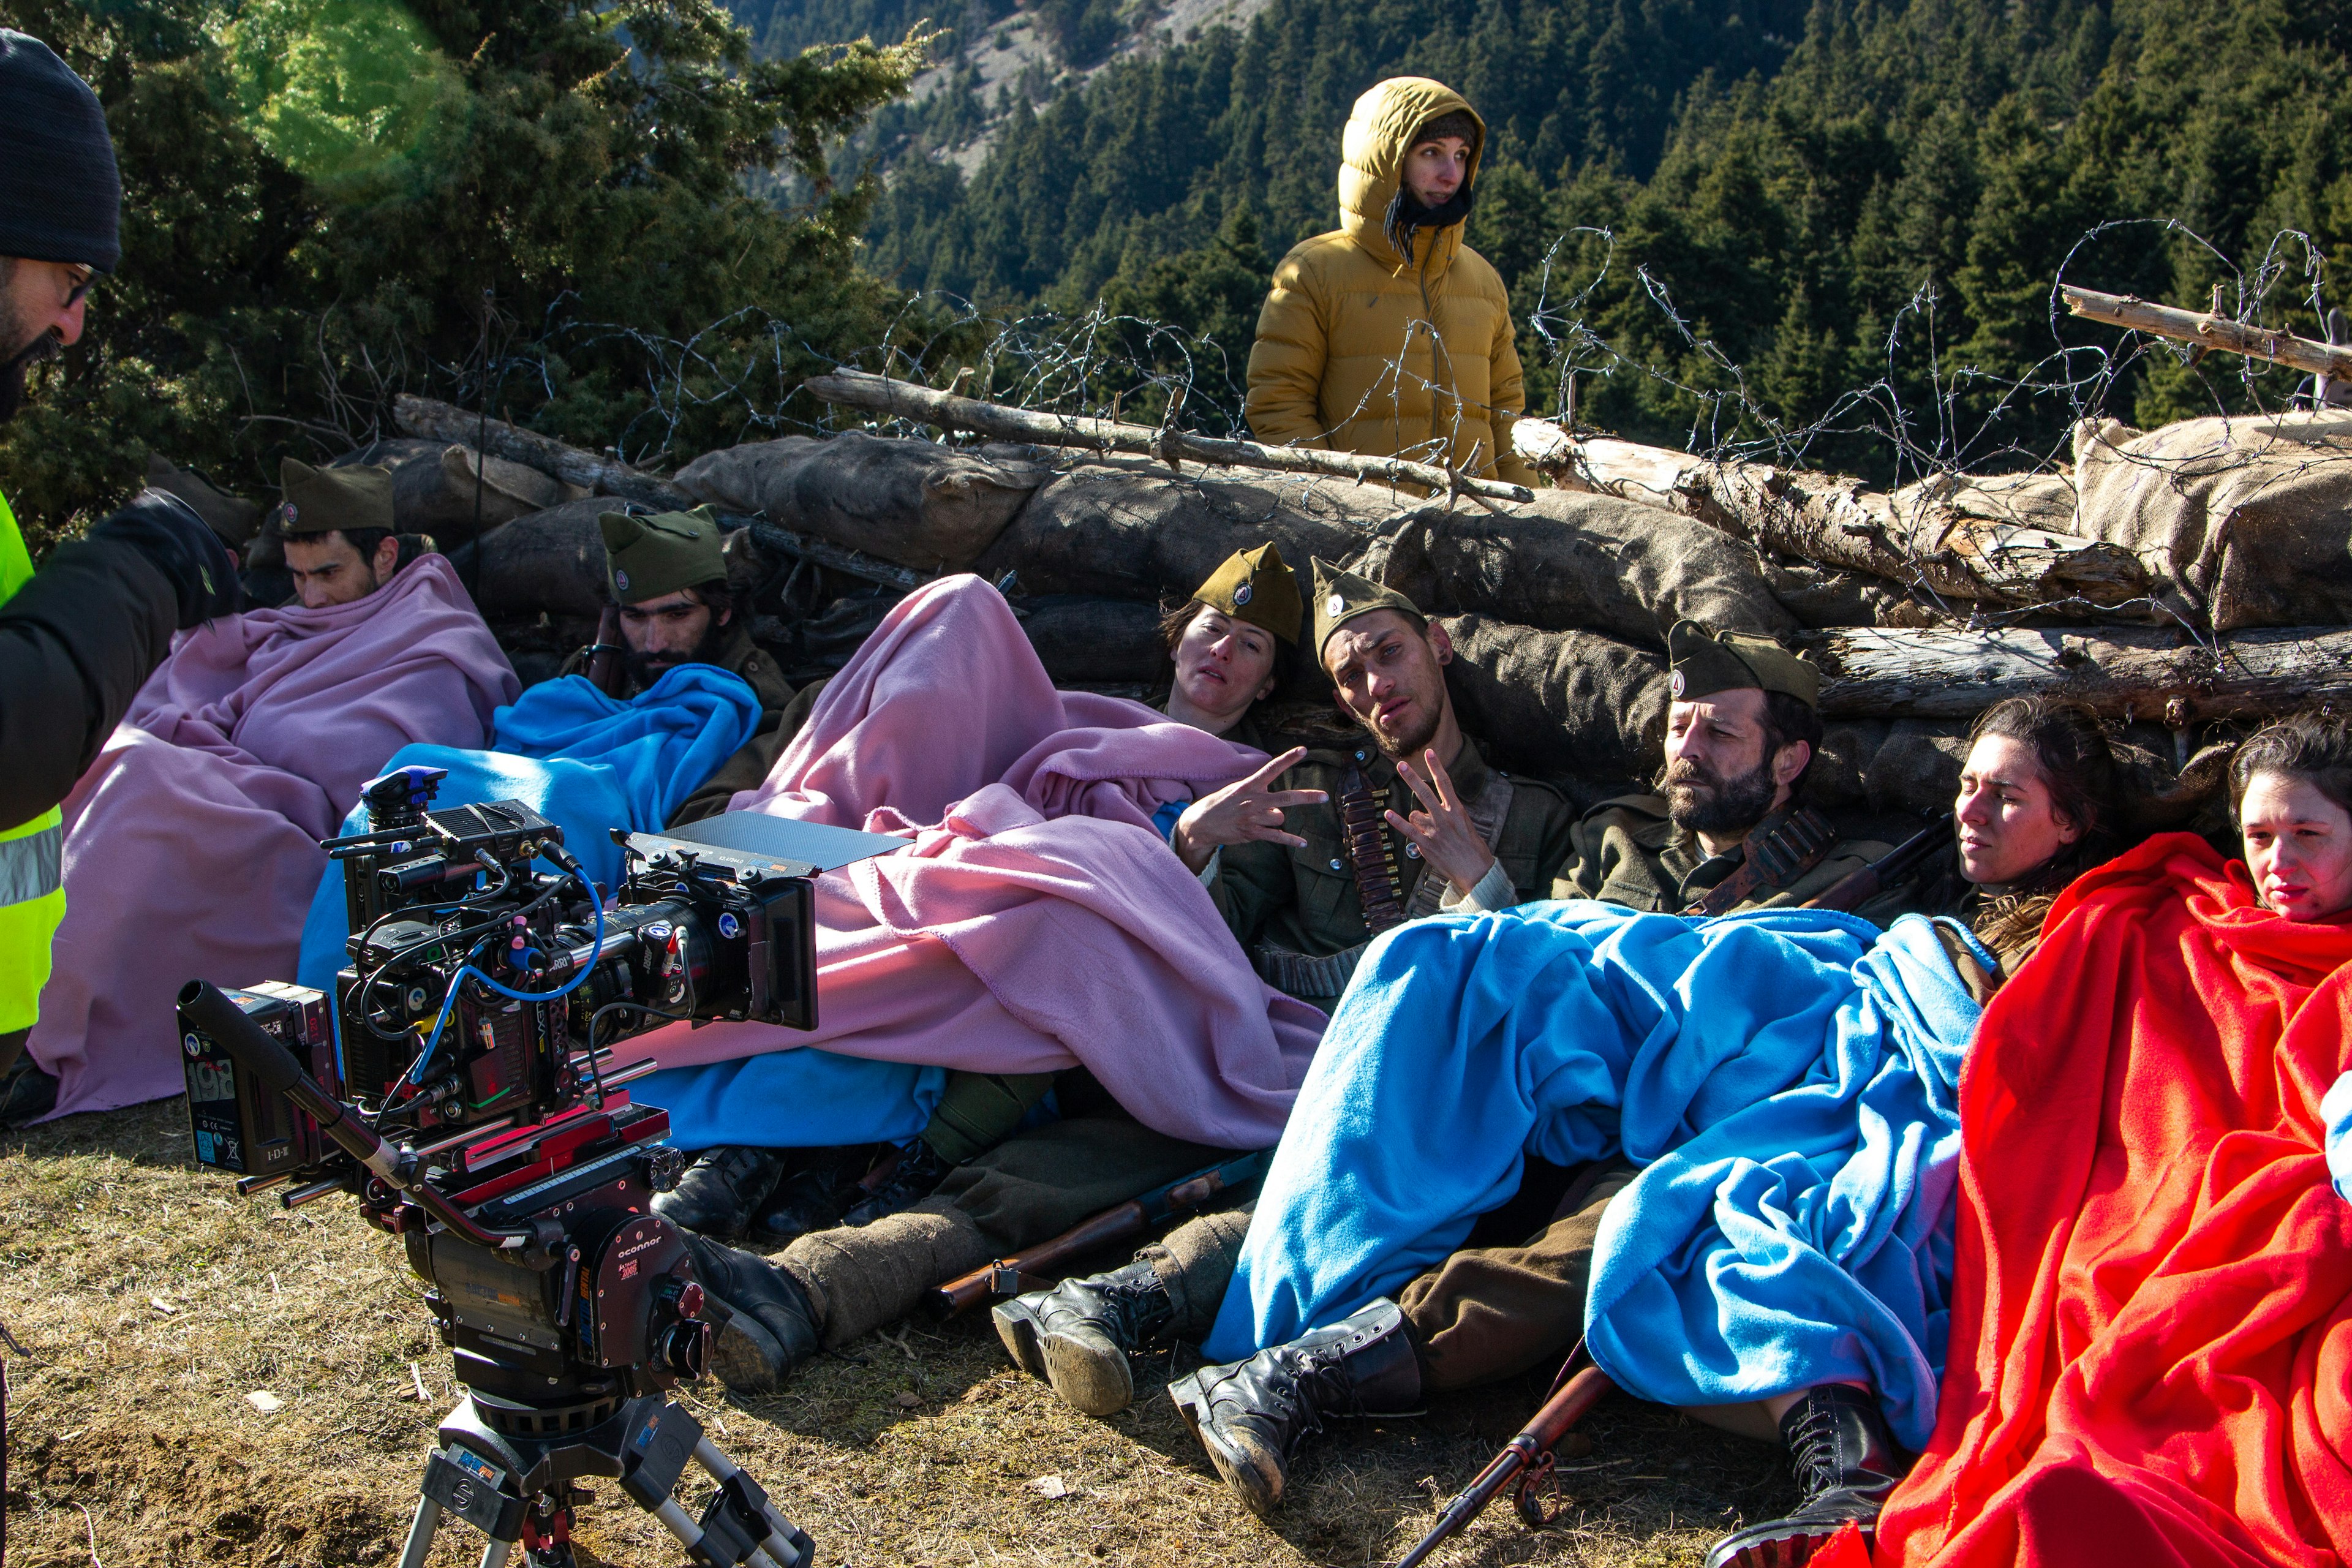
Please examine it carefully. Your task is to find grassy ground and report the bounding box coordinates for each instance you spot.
[2,1101,1795,1568]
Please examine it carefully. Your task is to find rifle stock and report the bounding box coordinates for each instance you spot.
[922,1150,1270,1321]
[585,603,627,696]
[1802,812,1955,913]
[1392,1365,1615,1568]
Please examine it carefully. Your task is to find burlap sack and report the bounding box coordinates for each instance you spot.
[1358,489,1793,646]
[145,454,262,548]
[974,460,1382,600]
[676,432,1046,572]
[325,438,567,543]
[2073,410,2352,629]
[1019,595,1167,685]
[459,496,610,623]
[1764,562,1953,630]
[1438,615,1669,782]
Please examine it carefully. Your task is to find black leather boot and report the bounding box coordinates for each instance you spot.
[651,1145,787,1242]
[1167,1298,1421,1517]
[0,1048,58,1131]
[1705,1384,1907,1568]
[752,1147,864,1246]
[682,1234,823,1397]
[841,1139,949,1226]
[992,1259,1175,1416]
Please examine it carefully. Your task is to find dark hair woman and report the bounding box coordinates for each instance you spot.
[2228,709,2352,922]
[1948,696,2130,972]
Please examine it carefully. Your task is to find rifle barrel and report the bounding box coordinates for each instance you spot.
[1389,1368,1616,1568]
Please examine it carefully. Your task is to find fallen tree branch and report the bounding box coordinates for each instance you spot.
[805,368,1536,507]
[1805,624,2352,722]
[2062,284,2352,382]
[394,394,693,510]
[1512,421,2145,608]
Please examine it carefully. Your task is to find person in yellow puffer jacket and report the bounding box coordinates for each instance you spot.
[1243,77,1539,489]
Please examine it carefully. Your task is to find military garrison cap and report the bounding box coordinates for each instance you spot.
[599,507,726,605]
[1308,557,1424,658]
[1194,543,1302,644]
[1666,619,1821,710]
[276,457,393,537]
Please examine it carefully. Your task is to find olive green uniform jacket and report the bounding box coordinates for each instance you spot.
[560,621,815,827]
[1552,793,1910,921]
[1206,734,1578,1001]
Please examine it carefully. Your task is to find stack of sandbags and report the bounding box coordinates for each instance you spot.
[2072,410,2352,629]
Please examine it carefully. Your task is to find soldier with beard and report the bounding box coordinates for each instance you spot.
[0,29,243,1117]
[1530,619,1897,915]
[560,506,812,827]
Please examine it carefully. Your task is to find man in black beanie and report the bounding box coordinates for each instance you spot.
[0,28,243,1125]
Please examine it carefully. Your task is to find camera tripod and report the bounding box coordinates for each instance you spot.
[397,1384,812,1568]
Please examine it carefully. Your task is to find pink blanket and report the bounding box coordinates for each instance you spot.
[29,556,518,1118]
[639,575,1325,1148]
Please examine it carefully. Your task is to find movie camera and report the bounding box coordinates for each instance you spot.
[178,764,899,1568]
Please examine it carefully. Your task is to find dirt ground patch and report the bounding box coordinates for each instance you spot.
[2,1102,1793,1567]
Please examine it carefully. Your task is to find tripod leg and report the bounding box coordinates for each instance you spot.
[398,1496,444,1568]
[693,1434,813,1568]
[478,1539,515,1568]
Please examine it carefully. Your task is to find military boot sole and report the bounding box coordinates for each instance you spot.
[707,1303,794,1397]
[1169,1373,1286,1519]
[1706,1520,1873,1568]
[992,1298,1048,1379]
[1041,1325,1137,1417]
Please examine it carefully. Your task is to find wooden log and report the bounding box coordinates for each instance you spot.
[393,394,694,511]
[2061,284,2352,382]
[1514,421,2145,607]
[805,367,1536,506]
[1805,624,2352,722]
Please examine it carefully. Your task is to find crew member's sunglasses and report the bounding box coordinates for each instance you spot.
[61,263,95,308]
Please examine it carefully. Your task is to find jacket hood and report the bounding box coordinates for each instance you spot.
[1338,77,1486,274]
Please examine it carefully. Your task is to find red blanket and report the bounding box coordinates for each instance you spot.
[1875,833,2352,1568]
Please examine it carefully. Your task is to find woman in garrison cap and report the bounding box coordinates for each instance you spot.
[1148,545,1333,877]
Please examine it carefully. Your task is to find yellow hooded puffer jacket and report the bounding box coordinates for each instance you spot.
[1243,77,1536,486]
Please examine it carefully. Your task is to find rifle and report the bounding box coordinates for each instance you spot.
[922,1149,1271,1321]
[1391,1360,1616,1568]
[584,603,628,696]
[1802,812,1954,914]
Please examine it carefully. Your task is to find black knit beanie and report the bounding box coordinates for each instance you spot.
[1408,109,1479,152]
[0,30,123,273]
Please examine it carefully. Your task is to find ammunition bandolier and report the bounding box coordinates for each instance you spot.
[1208,736,1576,1001]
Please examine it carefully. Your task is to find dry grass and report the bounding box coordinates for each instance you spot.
[1,1102,1793,1567]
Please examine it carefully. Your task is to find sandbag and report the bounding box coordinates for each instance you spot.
[145,453,262,548]
[1438,615,1668,783]
[1360,490,1793,646]
[1765,562,1953,630]
[461,496,610,623]
[975,461,1382,601]
[2073,410,2352,629]
[336,437,574,541]
[676,431,1046,572]
[1019,595,1167,685]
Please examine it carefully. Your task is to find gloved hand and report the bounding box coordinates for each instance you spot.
[86,489,243,628]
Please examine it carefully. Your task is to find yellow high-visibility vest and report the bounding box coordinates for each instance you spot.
[0,489,66,1034]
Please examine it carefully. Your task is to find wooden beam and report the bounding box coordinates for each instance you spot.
[1806,624,2352,721]
[805,368,1537,506]
[2061,284,2352,381]
[1515,421,2146,608]
[393,394,693,511]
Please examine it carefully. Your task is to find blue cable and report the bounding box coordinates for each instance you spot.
[406,892,606,1087]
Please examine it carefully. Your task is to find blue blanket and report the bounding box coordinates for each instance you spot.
[295,669,941,1150]
[1199,900,1981,1450]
